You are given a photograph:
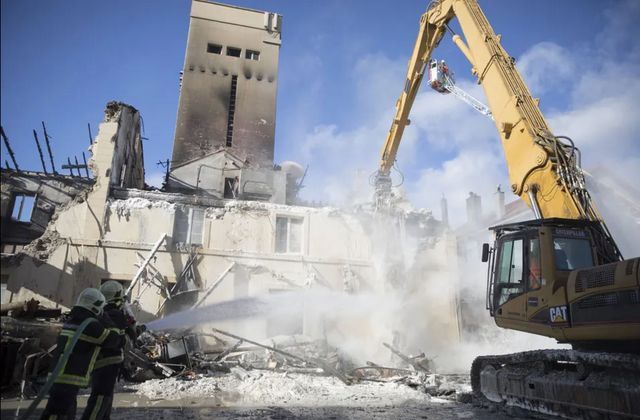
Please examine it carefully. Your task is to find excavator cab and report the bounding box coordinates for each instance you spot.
[482,219,600,335]
[482,218,638,346]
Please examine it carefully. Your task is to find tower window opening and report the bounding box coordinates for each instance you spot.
[226,47,241,57]
[207,43,222,54]
[226,75,238,147]
[245,50,260,61]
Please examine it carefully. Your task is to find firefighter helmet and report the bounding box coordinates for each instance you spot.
[100,280,125,306]
[75,288,106,315]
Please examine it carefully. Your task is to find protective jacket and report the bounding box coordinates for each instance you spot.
[52,306,121,387]
[94,303,135,369]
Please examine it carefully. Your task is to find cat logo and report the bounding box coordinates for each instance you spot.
[549,305,569,323]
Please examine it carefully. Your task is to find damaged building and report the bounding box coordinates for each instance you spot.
[0,172,92,260]
[169,0,288,202]
[1,1,461,394]
[2,100,459,355]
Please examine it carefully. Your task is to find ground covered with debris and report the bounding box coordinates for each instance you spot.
[2,372,532,420]
[133,369,469,406]
[2,317,531,419]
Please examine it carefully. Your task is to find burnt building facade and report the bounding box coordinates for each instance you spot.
[171,1,281,170]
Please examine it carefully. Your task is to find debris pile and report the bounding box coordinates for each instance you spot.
[133,370,431,407]
[120,327,473,405]
[0,295,473,412]
[0,301,62,395]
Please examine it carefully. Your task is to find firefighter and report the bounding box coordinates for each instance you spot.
[40,288,122,420]
[81,281,137,420]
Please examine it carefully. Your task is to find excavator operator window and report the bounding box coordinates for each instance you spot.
[553,237,594,271]
[496,238,524,306]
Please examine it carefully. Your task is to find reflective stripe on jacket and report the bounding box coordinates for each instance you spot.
[94,304,134,369]
[51,307,121,387]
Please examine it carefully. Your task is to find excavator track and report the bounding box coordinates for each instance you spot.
[471,350,640,419]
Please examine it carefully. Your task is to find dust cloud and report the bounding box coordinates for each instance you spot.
[148,195,568,375]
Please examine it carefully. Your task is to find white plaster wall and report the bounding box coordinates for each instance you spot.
[207,210,273,253]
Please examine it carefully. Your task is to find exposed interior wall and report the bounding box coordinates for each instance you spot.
[0,170,93,252]
[3,102,144,306]
[100,102,145,190]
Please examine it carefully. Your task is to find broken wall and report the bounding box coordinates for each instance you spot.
[0,170,93,253]
[3,100,462,368]
[3,102,144,306]
[98,101,145,190]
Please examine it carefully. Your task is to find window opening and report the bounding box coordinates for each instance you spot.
[173,207,204,246]
[223,176,239,199]
[275,216,303,254]
[207,43,222,54]
[226,75,238,147]
[11,194,36,222]
[226,47,241,57]
[245,50,260,61]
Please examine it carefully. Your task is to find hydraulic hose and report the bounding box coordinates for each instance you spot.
[18,317,97,420]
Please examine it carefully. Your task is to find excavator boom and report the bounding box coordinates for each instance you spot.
[378,1,613,244]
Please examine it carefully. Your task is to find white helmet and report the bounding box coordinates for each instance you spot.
[75,288,106,315]
[100,281,125,306]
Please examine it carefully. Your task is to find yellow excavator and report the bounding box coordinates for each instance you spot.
[375,0,640,417]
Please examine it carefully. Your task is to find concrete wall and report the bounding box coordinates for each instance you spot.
[6,193,377,322]
[4,180,460,346]
[171,0,281,170]
[99,102,145,190]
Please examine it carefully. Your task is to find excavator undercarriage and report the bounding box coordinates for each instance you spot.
[471,350,640,419]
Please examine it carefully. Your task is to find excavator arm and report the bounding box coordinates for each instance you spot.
[376,0,621,261]
[375,7,452,205]
[444,0,590,220]
[377,0,588,218]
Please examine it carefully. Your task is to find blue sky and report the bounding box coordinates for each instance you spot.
[2,0,639,248]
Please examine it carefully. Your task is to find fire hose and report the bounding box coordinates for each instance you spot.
[18,317,97,420]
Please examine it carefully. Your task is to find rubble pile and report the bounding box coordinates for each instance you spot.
[1,297,474,414]
[133,369,431,407]
[122,327,473,405]
[0,301,63,394]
